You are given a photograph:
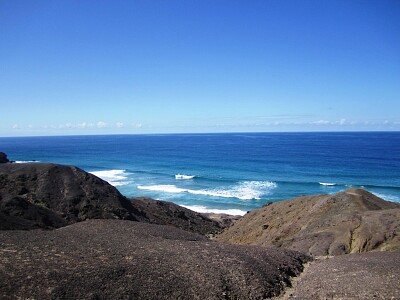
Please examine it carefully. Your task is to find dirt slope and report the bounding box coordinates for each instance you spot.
[216,189,400,256]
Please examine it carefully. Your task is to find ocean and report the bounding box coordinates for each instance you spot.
[1,132,399,215]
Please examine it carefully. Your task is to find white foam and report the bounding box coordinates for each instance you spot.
[180,205,247,216]
[175,174,196,180]
[89,169,131,187]
[206,181,277,200]
[372,192,400,203]
[14,160,40,163]
[319,182,336,186]
[137,181,277,200]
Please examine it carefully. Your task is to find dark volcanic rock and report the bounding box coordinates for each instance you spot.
[130,197,224,235]
[0,163,222,234]
[0,152,9,163]
[0,163,142,229]
[0,195,68,230]
[216,189,400,256]
[0,219,310,299]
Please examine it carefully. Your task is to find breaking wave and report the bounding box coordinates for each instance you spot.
[137,180,277,200]
[180,205,247,216]
[319,182,336,186]
[175,174,196,180]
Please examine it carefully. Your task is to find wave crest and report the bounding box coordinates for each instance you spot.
[137,180,277,200]
[175,174,196,180]
[180,205,247,216]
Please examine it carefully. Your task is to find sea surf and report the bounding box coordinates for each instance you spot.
[1,132,399,215]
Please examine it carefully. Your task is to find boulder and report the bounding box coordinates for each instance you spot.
[0,152,9,163]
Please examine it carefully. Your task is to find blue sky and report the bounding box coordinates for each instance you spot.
[1,0,399,136]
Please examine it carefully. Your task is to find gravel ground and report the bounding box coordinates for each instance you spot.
[0,219,309,300]
[282,251,400,299]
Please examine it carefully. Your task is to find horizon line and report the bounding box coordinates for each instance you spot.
[1,130,399,139]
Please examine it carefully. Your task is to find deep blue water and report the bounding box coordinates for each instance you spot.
[1,132,399,215]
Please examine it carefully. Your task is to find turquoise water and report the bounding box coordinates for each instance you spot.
[1,132,399,215]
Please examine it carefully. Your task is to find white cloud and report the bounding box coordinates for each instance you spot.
[136,123,143,128]
[97,121,107,128]
[116,122,124,128]
[311,120,331,125]
[309,119,348,126]
[12,124,20,129]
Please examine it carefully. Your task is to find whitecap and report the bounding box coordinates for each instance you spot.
[203,181,277,200]
[175,174,196,180]
[180,205,247,216]
[319,182,336,186]
[14,160,40,163]
[137,180,277,200]
[89,169,131,187]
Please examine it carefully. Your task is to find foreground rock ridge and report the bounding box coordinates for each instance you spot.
[216,188,400,256]
[0,162,222,234]
[0,220,309,299]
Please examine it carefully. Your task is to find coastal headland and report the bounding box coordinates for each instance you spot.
[1,152,399,299]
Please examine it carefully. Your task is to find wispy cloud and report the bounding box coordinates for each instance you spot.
[310,118,347,126]
[97,121,107,128]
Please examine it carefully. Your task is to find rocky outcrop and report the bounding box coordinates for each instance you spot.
[0,152,9,163]
[0,219,309,299]
[216,189,400,256]
[0,163,141,229]
[130,197,223,235]
[0,162,222,234]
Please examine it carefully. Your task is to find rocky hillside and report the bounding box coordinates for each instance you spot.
[0,219,309,299]
[130,197,223,235]
[0,161,221,234]
[216,189,400,256]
